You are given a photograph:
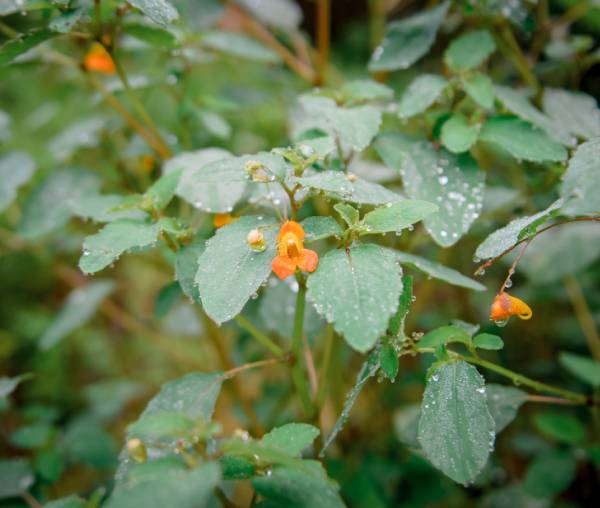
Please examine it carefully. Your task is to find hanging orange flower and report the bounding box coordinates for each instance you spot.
[83,43,116,74]
[490,292,532,321]
[213,213,236,229]
[271,221,318,280]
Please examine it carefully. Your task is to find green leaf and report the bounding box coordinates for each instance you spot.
[534,412,585,444]
[128,412,195,440]
[69,193,145,223]
[320,353,379,455]
[236,0,302,31]
[518,222,600,284]
[559,352,600,388]
[197,109,232,140]
[107,462,220,508]
[486,384,527,433]
[473,333,504,350]
[417,325,471,350]
[417,361,495,484]
[493,86,572,146]
[261,423,320,457]
[362,200,438,234]
[0,151,36,213]
[49,8,85,34]
[175,235,205,302]
[10,422,53,449]
[0,373,32,399]
[49,118,105,162]
[523,449,576,498]
[79,220,162,274]
[375,133,485,247]
[379,343,399,381]
[196,216,277,324]
[127,0,179,27]
[480,116,568,162]
[333,203,359,226]
[18,168,100,238]
[123,23,178,48]
[393,251,486,291]
[462,72,494,109]
[296,171,401,206]
[0,459,34,499]
[474,198,563,261]
[560,138,600,216]
[340,79,394,104]
[543,88,600,141]
[0,29,56,67]
[252,462,345,508]
[397,74,448,118]
[444,30,495,71]
[219,455,255,480]
[203,31,280,63]
[39,281,114,350]
[441,113,479,153]
[143,169,181,212]
[259,279,322,339]
[368,2,449,72]
[388,275,413,336]
[116,372,222,485]
[307,244,403,352]
[44,495,86,508]
[300,216,343,242]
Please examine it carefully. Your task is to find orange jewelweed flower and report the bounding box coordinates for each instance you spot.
[490,292,532,321]
[271,221,318,280]
[213,213,236,229]
[84,43,116,74]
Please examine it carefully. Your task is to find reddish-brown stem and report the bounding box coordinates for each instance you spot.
[315,0,331,85]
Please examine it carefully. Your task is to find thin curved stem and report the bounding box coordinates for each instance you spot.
[235,314,285,358]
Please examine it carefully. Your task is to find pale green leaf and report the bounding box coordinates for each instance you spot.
[195,216,277,324]
[375,133,485,247]
[127,412,195,440]
[480,116,567,162]
[49,8,85,33]
[40,281,115,350]
[300,216,343,242]
[518,223,600,284]
[144,169,181,211]
[175,235,205,301]
[0,151,36,213]
[49,118,105,162]
[474,198,563,261]
[462,72,494,109]
[44,495,86,508]
[69,193,145,223]
[307,244,403,352]
[486,384,527,433]
[123,23,179,49]
[417,361,495,484]
[362,200,438,234]
[0,459,34,499]
[444,30,495,71]
[441,113,478,153]
[393,251,486,291]
[203,31,280,63]
[473,333,504,350]
[296,171,402,205]
[543,88,600,141]
[340,79,394,104]
[334,203,359,226]
[127,0,179,26]
[107,463,220,508]
[368,2,449,72]
[559,352,600,388]
[236,0,302,31]
[79,220,161,274]
[18,168,100,238]
[393,404,421,448]
[560,138,600,216]
[398,74,448,119]
[197,110,231,139]
[261,423,320,457]
[417,325,471,350]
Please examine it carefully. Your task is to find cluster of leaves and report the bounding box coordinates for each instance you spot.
[1,0,600,507]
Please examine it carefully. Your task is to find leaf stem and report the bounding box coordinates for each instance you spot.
[222,354,291,380]
[291,276,315,416]
[234,314,285,358]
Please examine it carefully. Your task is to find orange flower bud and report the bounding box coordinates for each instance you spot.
[490,292,532,322]
[83,43,116,74]
[213,213,236,229]
[271,221,318,280]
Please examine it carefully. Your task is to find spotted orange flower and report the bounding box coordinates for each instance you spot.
[213,213,236,229]
[83,43,115,74]
[271,221,318,280]
[490,292,532,321]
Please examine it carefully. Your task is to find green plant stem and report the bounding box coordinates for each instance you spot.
[291,278,315,416]
[316,325,335,407]
[450,352,589,404]
[564,275,600,362]
[316,0,331,85]
[496,22,540,93]
[368,0,386,50]
[234,314,285,358]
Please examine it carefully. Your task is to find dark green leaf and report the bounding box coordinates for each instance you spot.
[444,30,495,71]
[486,384,527,432]
[534,412,586,444]
[0,459,34,499]
[0,29,55,67]
[362,200,438,234]
[417,325,471,350]
[379,343,399,381]
[559,352,600,388]
[301,216,343,242]
[523,449,576,498]
[0,151,36,213]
